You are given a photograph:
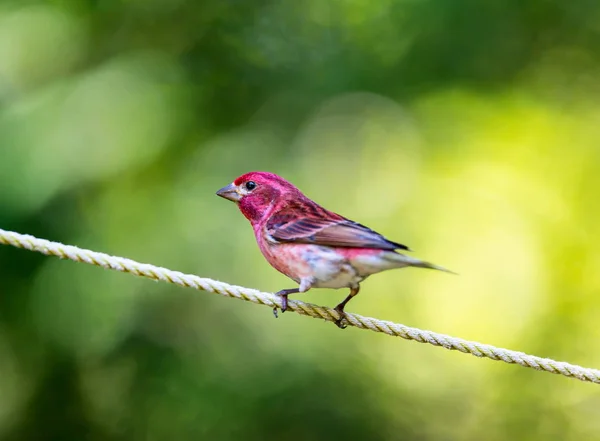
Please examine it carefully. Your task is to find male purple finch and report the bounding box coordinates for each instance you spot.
[217,172,452,328]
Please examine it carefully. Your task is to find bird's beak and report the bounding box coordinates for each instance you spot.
[216,183,241,202]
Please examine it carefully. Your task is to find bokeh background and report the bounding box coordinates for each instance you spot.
[1,0,600,440]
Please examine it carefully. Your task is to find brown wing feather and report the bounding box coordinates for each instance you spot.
[266,200,410,251]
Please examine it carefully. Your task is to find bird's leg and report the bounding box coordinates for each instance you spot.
[273,288,299,317]
[333,285,360,329]
[273,278,313,318]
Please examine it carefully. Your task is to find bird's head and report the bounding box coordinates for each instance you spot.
[216,172,300,223]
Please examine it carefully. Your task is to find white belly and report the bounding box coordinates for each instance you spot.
[301,246,364,289]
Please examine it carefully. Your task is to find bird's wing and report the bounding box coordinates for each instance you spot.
[266,201,410,251]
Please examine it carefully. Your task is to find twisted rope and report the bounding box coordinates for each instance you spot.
[0,228,598,384]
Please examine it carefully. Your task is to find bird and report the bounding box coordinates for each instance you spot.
[216,171,453,328]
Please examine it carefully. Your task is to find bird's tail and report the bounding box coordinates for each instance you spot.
[386,253,457,275]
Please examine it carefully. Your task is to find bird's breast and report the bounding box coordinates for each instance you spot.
[254,232,364,288]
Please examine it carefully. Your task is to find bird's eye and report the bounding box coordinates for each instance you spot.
[245,181,257,191]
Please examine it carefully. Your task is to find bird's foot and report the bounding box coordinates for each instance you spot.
[333,306,348,329]
[273,290,290,318]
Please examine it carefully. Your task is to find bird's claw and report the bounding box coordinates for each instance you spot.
[273,292,289,319]
[334,318,347,329]
[334,307,348,329]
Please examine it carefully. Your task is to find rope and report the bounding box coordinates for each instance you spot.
[0,228,598,385]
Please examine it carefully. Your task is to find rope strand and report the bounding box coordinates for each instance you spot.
[1,228,598,384]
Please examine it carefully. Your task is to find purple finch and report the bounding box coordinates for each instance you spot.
[217,172,452,328]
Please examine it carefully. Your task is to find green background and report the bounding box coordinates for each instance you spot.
[1,0,599,439]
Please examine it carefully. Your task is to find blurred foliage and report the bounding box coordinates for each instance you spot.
[1,0,600,440]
